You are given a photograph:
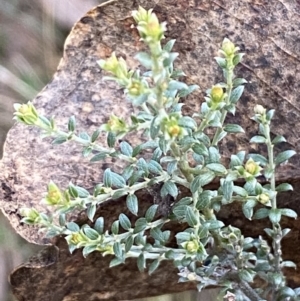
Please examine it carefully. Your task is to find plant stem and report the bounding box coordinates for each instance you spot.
[212,67,234,146]
[265,121,284,297]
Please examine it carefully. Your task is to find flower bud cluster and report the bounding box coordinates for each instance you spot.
[102,114,127,134]
[132,6,166,44]
[13,102,39,125]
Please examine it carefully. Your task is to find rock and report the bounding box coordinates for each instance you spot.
[2,1,300,300]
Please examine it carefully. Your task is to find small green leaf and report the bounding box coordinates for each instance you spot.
[158,137,168,154]
[152,148,162,162]
[107,132,116,148]
[281,208,297,219]
[52,136,68,145]
[163,39,176,52]
[206,163,227,174]
[247,154,268,166]
[137,253,146,272]
[120,141,133,156]
[112,189,127,200]
[186,206,198,227]
[148,160,163,174]
[208,146,220,163]
[119,213,131,230]
[253,208,269,219]
[278,286,296,298]
[213,130,227,144]
[103,169,113,187]
[224,124,245,133]
[191,172,215,193]
[242,199,257,220]
[126,194,138,216]
[75,186,90,198]
[161,181,178,198]
[79,132,90,141]
[82,245,97,257]
[280,261,297,269]
[215,57,226,68]
[91,128,100,142]
[150,118,160,139]
[137,158,149,174]
[125,235,134,252]
[266,109,275,121]
[192,143,209,157]
[82,147,92,157]
[272,135,286,144]
[113,241,123,259]
[233,186,248,197]
[68,116,76,132]
[134,52,152,68]
[134,218,147,233]
[167,161,177,175]
[250,135,266,143]
[177,84,199,98]
[132,145,142,157]
[238,269,255,282]
[175,232,191,243]
[196,191,211,209]
[230,85,244,104]
[207,220,224,230]
[150,227,164,242]
[122,165,134,181]
[109,257,124,268]
[232,53,245,66]
[84,227,99,240]
[275,150,296,165]
[222,180,233,203]
[87,204,96,221]
[59,214,66,226]
[90,152,109,162]
[94,217,104,234]
[149,259,160,275]
[232,78,247,87]
[145,204,159,222]
[176,197,192,206]
[111,220,119,235]
[68,183,79,198]
[230,154,242,168]
[172,204,188,219]
[178,116,197,129]
[282,228,291,237]
[269,208,281,224]
[276,183,293,192]
[168,80,188,91]
[110,171,126,188]
[66,222,80,232]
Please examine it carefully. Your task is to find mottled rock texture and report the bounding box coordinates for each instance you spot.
[1,0,300,300]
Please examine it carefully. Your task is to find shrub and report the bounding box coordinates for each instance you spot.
[15,7,298,301]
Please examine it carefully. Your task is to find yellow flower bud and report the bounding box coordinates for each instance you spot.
[210,85,224,104]
[168,125,182,137]
[20,208,40,222]
[133,7,166,43]
[127,80,144,96]
[257,193,270,205]
[254,104,266,115]
[13,102,39,125]
[221,38,236,56]
[45,181,63,205]
[244,158,261,177]
[69,232,88,245]
[98,52,119,73]
[105,114,127,133]
[183,239,200,254]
